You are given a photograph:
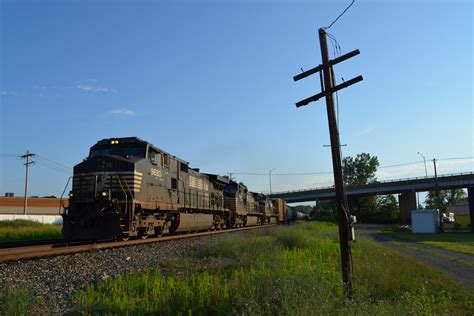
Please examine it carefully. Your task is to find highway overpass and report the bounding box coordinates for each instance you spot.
[270,172,474,225]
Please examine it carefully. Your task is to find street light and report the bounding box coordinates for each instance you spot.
[269,168,276,194]
[417,152,428,177]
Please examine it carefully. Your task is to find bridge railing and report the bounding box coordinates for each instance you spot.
[270,171,474,195]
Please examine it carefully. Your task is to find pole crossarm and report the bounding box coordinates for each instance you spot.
[296,75,363,108]
[293,49,360,82]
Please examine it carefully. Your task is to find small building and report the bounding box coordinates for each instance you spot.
[411,209,440,233]
[0,197,66,215]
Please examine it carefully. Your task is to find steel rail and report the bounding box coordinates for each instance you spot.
[0,238,66,249]
[0,224,277,263]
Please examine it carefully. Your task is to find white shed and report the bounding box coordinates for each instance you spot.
[411,209,440,233]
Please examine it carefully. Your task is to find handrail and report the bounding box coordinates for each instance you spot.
[115,175,130,214]
[59,176,73,214]
[115,175,131,200]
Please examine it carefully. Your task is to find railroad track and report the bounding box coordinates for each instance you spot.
[0,224,276,263]
[0,238,65,249]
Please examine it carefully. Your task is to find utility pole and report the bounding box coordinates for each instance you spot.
[293,28,363,297]
[433,158,443,231]
[21,150,35,215]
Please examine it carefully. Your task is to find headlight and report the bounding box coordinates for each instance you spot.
[68,191,74,198]
[101,191,108,197]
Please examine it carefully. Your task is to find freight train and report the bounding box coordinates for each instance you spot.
[62,137,297,241]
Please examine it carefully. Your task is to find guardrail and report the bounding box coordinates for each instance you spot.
[271,171,474,195]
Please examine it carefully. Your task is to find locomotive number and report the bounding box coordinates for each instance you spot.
[150,168,162,178]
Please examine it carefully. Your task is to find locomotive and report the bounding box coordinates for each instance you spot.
[62,137,279,241]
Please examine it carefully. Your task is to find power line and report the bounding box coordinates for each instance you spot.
[379,160,424,169]
[229,156,473,176]
[36,161,72,175]
[36,155,72,170]
[230,171,332,176]
[437,156,474,161]
[323,0,356,30]
[326,33,341,57]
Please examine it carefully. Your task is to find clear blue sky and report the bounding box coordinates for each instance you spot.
[1,0,472,197]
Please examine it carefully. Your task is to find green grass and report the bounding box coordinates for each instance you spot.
[73,222,474,315]
[387,240,474,270]
[0,219,62,242]
[0,284,36,316]
[382,231,474,256]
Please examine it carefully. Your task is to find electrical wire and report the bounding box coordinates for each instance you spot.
[230,171,332,176]
[36,155,72,170]
[36,160,70,173]
[323,0,356,30]
[230,157,473,176]
[36,161,71,175]
[379,160,425,169]
[326,33,341,58]
[437,157,473,161]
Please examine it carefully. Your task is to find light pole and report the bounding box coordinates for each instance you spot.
[417,152,428,177]
[269,168,276,194]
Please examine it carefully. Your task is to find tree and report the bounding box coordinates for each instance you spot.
[342,153,379,186]
[342,153,380,221]
[425,189,467,211]
[376,194,399,223]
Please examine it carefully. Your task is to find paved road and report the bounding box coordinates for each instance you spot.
[355,225,474,291]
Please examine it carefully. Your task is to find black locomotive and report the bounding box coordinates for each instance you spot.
[62,137,278,240]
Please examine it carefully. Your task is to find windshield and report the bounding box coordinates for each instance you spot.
[89,146,146,158]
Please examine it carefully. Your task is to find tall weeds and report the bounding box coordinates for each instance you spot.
[75,222,474,315]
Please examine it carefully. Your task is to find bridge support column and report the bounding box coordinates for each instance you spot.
[398,190,416,224]
[468,186,474,233]
[314,197,320,215]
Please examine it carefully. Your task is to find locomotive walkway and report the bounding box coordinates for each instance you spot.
[270,172,474,224]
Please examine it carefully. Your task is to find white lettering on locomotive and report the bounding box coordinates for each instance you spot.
[150,168,162,178]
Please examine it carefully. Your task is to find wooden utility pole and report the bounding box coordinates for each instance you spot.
[319,28,352,294]
[21,150,35,215]
[293,28,363,297]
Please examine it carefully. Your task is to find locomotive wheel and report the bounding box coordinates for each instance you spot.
[138,228,148,239]
[121,233,130,241]
[154,227,163,237]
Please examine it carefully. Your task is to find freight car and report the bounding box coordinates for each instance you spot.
[272,199,310,222]
[61,137,279,241]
